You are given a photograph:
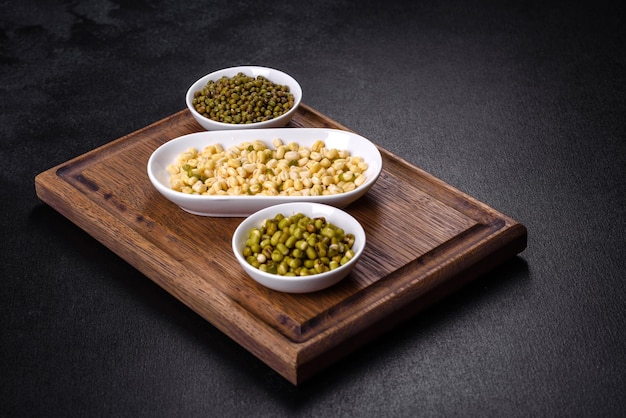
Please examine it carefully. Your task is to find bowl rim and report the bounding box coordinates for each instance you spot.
[185,65,303,129]
[231,202,366,284]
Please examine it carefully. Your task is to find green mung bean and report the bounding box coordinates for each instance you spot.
[192,72,295,124]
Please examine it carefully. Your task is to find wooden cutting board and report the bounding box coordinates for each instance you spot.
[35,104,527,385]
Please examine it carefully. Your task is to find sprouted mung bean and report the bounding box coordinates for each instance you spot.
[166,138,368,196]
[243,212,356,276]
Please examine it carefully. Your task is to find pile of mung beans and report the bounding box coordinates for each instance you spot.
[192,72,295,124]
[167,138,368,196]
[243,213,356,276]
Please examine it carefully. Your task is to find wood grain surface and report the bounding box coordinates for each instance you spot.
[35,104,527,385]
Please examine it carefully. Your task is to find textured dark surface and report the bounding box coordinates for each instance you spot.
[2,0,625,416]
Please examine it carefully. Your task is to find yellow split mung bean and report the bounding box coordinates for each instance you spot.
[166,138,369,196]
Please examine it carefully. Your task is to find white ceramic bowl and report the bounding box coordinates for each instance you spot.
[232,202,365,293]
[186,66,302,130]
[147,127,383,217]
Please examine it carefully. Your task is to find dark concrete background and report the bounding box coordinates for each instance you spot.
[2,0,625,416]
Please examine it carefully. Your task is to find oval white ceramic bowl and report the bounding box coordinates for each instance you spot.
[232,202,365,293]
[186,66,302,130]
[147,128,383,217]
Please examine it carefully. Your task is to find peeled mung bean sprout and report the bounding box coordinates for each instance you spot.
[166,138,369,196]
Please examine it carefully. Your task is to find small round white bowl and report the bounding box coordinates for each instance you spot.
[147,127,383,217]
[232,202,365,293]
[186,66,302,131]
